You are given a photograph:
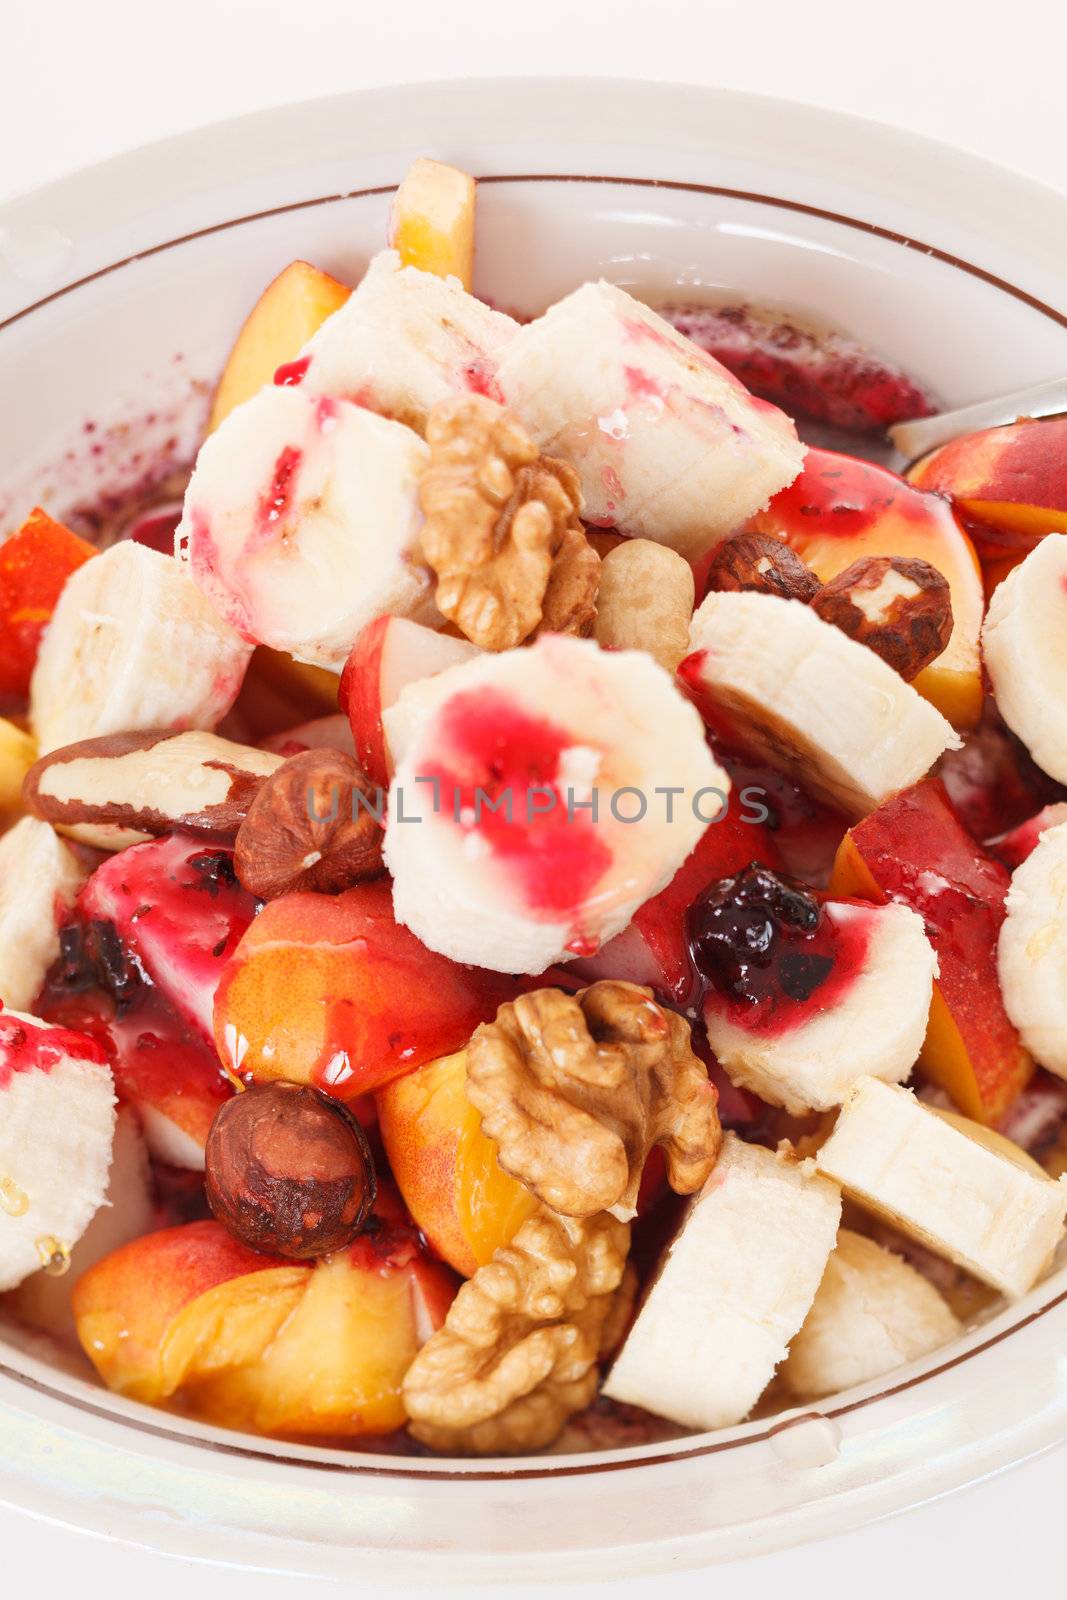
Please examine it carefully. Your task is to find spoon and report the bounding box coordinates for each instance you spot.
[888,376,1067,464]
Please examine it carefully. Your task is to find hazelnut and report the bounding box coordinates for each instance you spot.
[205,1081,377,1259]
[811,554,953,679]
[705,533,821,604]
[233,747,384,899]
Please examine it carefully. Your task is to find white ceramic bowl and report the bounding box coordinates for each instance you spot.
[2,79,1067,1583]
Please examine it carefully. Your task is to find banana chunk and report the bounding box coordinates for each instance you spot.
[177,385,436,669]
[384,635,725,975]
[781,1228,961,1399]
[300,248,519,432]
[0,1010,116,1291]
[603,1136,842,1430]
[31,542,252,755]
[816,1077,1067,1297]
[495,280,804,558]
[704,901,937,1114]
[998,819,1067,1076]
[982,533,1067,784]
[683,591,961,817]
[0,817,85,1010]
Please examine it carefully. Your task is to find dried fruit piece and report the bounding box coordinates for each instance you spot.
[402,1205,631,1454]
[593,540,695,671]
[467,982,720,1219]
[811,555,952,680]
[705,531,820,603]
[233,747,384,899]
[419,394,599,650]
[205,1082,376,1259]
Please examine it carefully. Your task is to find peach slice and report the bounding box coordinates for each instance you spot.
[214,879,516,1098]
[208,261,351,432]
[830,778,1032,1122]
[908,417,1067,552]
[377,1047,537,1277]
[751,449,985,729]
[388,158,476,290]
[73,1216,456,1434]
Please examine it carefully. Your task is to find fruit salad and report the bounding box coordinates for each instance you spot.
[3,157,1067,1458]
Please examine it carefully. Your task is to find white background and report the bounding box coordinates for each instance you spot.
[3,0,1067,1591]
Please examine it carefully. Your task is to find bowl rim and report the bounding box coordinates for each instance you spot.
[2,75,1067,1570]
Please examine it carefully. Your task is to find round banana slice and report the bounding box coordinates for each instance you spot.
[982,533,1067,783]
[0,1011,116,1292]
[384,635,726,975]
[704,900,936,1114]
[176,384,436,669]
[683,590,960,817]
[781,1228,961,1400]
[31,541,252,755]
[999,819,1067,1077]
[0,817,85,1010]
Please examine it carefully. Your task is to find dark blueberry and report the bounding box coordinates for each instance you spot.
[687,862,823,1009]
[187,850,238,897]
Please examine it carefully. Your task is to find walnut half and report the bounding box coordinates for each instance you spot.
[402,1206,632,1454]
[466,981,722,1220]
[418,394,600,650]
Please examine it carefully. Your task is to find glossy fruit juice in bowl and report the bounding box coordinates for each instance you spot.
[2,82,1067,1583]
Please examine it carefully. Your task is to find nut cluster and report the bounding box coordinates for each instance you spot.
[706,532,953,681]
[419,394,600,650]
[402,1205,633,1454]
[466,981,722,1220]
[205,1080,377,1259]
[234,747,384,899]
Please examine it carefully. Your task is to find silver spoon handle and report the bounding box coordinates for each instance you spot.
[889,377,1067,463]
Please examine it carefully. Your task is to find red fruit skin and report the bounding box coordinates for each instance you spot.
[0,508,96,697]
[214,879,518,1099]
[987,804,1067,871]
[831,778,1032,1121]
[659,303,935,432]
[340,617,390,790]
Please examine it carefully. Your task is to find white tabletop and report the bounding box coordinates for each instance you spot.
[2,0,1065,1588]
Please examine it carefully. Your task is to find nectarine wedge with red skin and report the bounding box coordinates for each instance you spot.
[908,417,1067,552]
[830,778,1032,1122]
[751,449,984,729]
[214,879,517,1099]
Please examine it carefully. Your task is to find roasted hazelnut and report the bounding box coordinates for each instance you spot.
[705,532,821,603]
[811,554,953,679]
[233,747,384,899]
[205,1081,377,1259]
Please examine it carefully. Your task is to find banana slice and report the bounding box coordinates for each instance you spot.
[176,385,436,670]
[998,819,1067,1076]
[495,280,804,558]
[0,817,85,1010]
[816,1076,1067,1296]
[683,591,961,817]
[7,1106,153,1343]
[704,900,937,1114]
[30,542,252,755]
[383,634,726,975]
[0,1010,116,1291]
[982,533,1067,783]
[300,248,519,433]
[781,1228,961,1400]
[603,1135,841,1430]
